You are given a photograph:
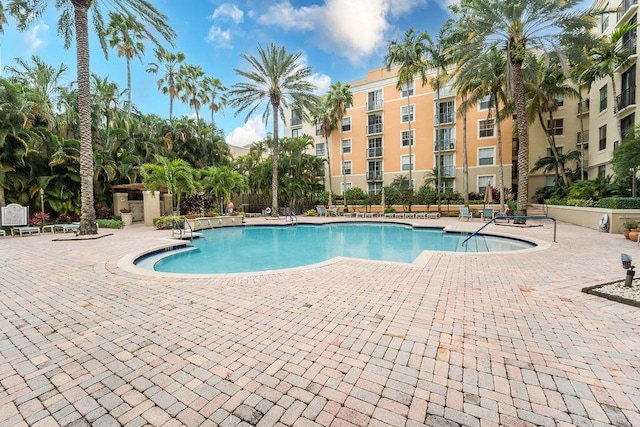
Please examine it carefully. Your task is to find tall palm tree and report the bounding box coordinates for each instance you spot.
[453,0,595,219]
[384,28,430,193]
[311,95,337,207]
[326,82,353,209]
[526,56,578,186]
[147,47,186,122]
[229,43,318,216]
[178,64,208,122]
[105,12,147,114]
[203,77,227,127]
[8,0,176,235]
[583,22,638,146]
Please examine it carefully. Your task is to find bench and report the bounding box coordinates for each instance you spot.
[427,212,441,219]
[12,226,41,236]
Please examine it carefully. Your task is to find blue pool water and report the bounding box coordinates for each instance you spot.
[141,223,534,274]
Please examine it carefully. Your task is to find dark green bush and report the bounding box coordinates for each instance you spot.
[153,215,184,230]
[96,219,123,229]
[598,197,640,209]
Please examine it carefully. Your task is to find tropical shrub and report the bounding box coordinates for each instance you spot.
[153,215,184,230]
[305,209,317,216]
[599,197,640,209]
[95,203,112,219]
[96,219,124,229]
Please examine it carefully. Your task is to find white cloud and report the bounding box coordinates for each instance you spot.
[211,3,244,24]
[25,22,49,51]
[206,26,233,48]
[257,2,319,31]
[226,116,267,147]
[308,73,331,95]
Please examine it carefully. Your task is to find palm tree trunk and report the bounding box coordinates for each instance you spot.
[74,3,98,235]
[462,94,469,207]
[436,82,442,213]
[126,57,132,114]
[325,135,333,207]
[271,102,279,216]
[495,96,505,214]
[612,79,624,147]
[538,111,569,185]
[512,60,529,221]
[578,85,585,180]
[341,127,347,209]
[169,92,174,122]
[407,91,412,198]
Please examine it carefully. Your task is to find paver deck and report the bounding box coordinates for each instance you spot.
[1,216,639,426]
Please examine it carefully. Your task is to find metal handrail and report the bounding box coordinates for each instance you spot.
[171,218,194,240]
[461,215,557,246]
[285,212,298,225]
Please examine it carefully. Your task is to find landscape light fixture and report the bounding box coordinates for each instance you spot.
[622,253,635,287]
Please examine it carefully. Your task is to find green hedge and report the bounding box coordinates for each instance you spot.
[153,215,184,230]
[598,197,640,209]
[96,219,123,229]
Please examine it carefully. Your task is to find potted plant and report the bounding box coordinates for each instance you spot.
[120,208,133,226]
[623,219,639,240]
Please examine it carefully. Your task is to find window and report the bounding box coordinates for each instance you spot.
[553,94,564,107]
[291,110,302,126]
[439,154,455,178]
[368,182,383,194]
[545,176,556,187]
[620,65,636,110]
[367,137,383,157]
[291,128,301,137]
[367,160,382,181]
[546,118,564,136]
[401,154,415,171]
[401,82,414,97]
[401,129,414,147]
[315,123,322,136]
[598,165,606,178]
[436,127,454,150]
[622,114,635,140]
[600,85,608,112]
[601,11,609,33]
[342,160,352,175]
[478,175,494,194]
[342,117,351,132]
[367,90,383,111]
[436,101,455,124]
[599,125,607,151]
[340,182,352,193]
[401,105,414,123]
[479,96,492,110]
[478,147,495,166]
[342,139,351,154]
[546,147,563,157]
[315,143,325,157]
[367,113,383,134]
[479,119,495,138]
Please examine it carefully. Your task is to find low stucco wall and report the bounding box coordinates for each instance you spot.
[543,204,640,234]
[185,216,243,231]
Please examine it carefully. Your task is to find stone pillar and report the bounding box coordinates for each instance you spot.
[113,193,129,217]
[143,191,161,226]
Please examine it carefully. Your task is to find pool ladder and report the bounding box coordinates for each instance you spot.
[285,211,298,225]
[171,218,195,240]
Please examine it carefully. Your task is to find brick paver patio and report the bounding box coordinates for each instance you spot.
[1,216,639,426]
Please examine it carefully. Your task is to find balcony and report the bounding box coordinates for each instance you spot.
[367,123,383,135]
[617,86,636,111]
[291,117,302,127]
[366,171,384,181]
[577,99,590,115]
[367,147,383,158]
[576,130,590,146]
[619,37,637,56]
[441,166,456,178]
[366,99,383,112]
[434,112,455,125]
[617,0,637,23]
[434,138,456,151]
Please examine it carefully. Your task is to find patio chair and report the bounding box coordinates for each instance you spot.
[458,207,473,221]
[481,208,495,222]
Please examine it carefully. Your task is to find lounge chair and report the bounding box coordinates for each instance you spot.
[458,207,473,221]
[330,207,339,216]
[11,226,41,236]
[0,229,5,237]
[481,208,495,222]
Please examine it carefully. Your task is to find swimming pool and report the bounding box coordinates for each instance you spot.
[137,223,535,274]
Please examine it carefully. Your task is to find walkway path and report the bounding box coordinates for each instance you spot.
[1,216,639,426]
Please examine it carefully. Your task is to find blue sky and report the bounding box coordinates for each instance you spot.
[2,0,593,147]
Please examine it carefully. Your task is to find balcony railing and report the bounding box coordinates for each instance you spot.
[618,37,637,56]
[434,112,455,125]
[366,171,383,181]
[576,130,590,145]
[617,86,636,110]
[291,117,302,126]
[434,138,456,151]
[367,147,383,158]
[577,99,590,115]
[366,99,383,111]
[441,166,456,178]
[367,123,383,135]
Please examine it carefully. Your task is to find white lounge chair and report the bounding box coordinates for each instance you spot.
[11,226,41,236]
[458,207,473,221]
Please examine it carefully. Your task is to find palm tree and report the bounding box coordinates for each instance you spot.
[452,0,595,219]
[583,22,638,146]
[531,150,582,184]
[8,0,176,235]
[526,57,578,186]
[384,28,430,193]
[105,12,147,114]
[311,95,337,207]
[203,77,227,127]
[178,64,208,122]
[200,166,248,214]
[147,47,186,122]
[141,155,195,215]
[326,82,353,209]
[228,43,318,216]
